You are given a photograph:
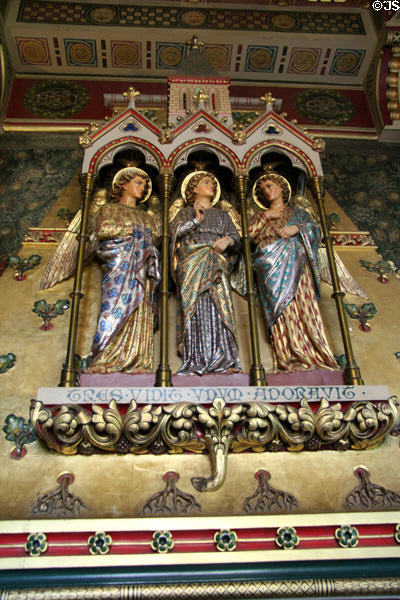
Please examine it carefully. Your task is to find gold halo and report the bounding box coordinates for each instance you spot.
[181,171,221,206]
[252,174,292,210]
[112,167,152,204]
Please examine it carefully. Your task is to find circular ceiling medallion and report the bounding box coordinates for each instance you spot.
[204,46,228,70]
[20,40,47,64]
[249,49,272,70]
[295,89,354,125]
[69,42,93,64]
[291,50,317,72]
[179,9,208,27]
[159,46,183,67]
[86,6,118,24]
[114,44,139,67]
[270,13,298,31]
[24,80,89,119]
[335,52,359,74]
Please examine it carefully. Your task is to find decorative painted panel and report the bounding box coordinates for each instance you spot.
[64,38,97,67]
[288,47,322,74]
[203,45,232,71]
[111,41,141,68]
[17,2,366,34]
[295,88,355,125]
[245,46,278,73]
[330,49,366,76]
[15,37,51,66]
[156,43,185,69]
[23,79,90,118]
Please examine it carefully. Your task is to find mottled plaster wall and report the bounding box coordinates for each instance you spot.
[0,137,82,260]
[322,144,400,267]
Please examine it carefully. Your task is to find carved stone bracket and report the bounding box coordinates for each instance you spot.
[31,396,399,492]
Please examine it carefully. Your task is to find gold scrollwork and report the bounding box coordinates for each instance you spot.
[232,399,314,453]
[79,129,93,148]
[31,397,399,492]
[191,399,243,492]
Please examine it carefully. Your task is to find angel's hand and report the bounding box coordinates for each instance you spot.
[279,225,299,238]
[194,199,208,223]
[265,206,284,220]
[212,236,232,253]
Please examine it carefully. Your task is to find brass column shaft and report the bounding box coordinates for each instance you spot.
[310,176,363,385]
[155,171,173,387]
[235,174,266,386]
[59,173,95,387]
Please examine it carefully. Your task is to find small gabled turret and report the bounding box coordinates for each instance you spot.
[167,34,232,127]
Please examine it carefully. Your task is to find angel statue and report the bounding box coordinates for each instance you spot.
[169,171,242,375]
[40,167,161,373]
[248,173,338,373]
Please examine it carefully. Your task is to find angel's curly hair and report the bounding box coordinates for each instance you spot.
[254,173,291,207]
[110,169,150,203]
[184,172,217,205]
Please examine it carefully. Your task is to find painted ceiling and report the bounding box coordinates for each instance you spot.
[1,0,399,137]
[2,0,382,84]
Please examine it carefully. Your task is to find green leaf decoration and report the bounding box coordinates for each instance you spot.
[0,353,16,373]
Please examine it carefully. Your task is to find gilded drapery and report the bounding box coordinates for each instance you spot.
[249,206,337,372]
[170,205,241,375]
[88,203,160,373]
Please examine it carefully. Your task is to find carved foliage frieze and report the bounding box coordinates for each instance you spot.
[31,396,399,458]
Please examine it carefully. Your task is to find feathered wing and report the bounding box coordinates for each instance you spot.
[292,195,368,300]
[293,194,319,222]
[219,199,248,297]
[39,189,107,290]
[168,197,185,224]
[220,199,242,235]
[318,247,368,300]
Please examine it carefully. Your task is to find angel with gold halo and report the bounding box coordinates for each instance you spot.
[249,173,339,373]
[169,171,242,375]
[40,167,161,373]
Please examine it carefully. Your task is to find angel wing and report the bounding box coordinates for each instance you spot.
[39,189,107,290]
[168,197,185,224]
[293,194,319,222]
[292,194,368,300]
[318,247,368,300]
[220,199,242,235]
[147,194,162,220]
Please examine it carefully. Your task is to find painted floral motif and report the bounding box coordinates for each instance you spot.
[3,414,37,459]
[344,302,377,332]
[25,533,48,556]
[0,353,16,374]
[334,354,346,369]
[151,530,174,553]
[32,299,70,330]
[214,528,238,552]
[7,254,41,280]
[335,525,359,548]
[360,259,400,283]
[395,524,400,544]
[275,527,299,550]
[88,532,112,555]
